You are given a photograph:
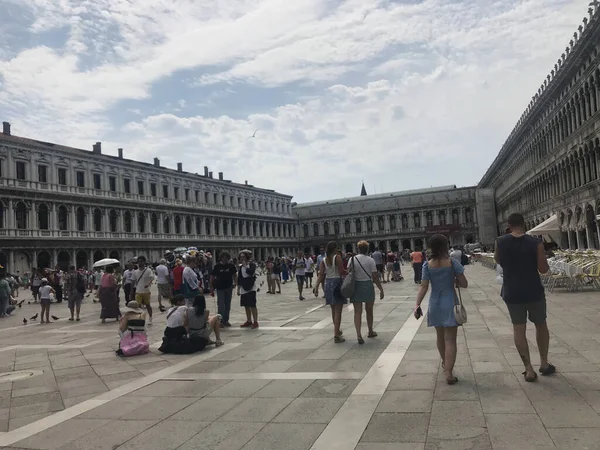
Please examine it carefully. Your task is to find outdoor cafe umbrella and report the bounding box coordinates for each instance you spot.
[93,258,120,268]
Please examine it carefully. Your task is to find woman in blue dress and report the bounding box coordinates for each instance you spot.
[414,234,468,384]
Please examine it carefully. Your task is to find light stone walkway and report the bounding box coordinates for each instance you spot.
[1,263,600,449]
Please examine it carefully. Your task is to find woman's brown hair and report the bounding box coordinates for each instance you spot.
[357,240,369,254]
[325,241,337,266]
[429,234,448,259]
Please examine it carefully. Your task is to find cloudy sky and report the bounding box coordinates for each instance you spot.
[0,0,588,203]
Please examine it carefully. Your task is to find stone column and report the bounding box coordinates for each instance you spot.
[218,219,224,236]
[69,206,76,232]
[576,229,583,250]
[384,215,390,232]
[586,225,593,249]
[52,249,58,267]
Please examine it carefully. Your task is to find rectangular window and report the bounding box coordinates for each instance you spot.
[230,196,234,207]
[195,190,199,202]
[38,165,48,183]
[16,161,26,180]
[222,195,226,206]
[174,186,179,199]
[185,189,190,201]
[109,176,116,192]
[58,168,67,185]
[245,199,248,209]
[213,193,218,204]
[150,183,157,197]
[76,171,85,187]
[137,180,144,195]
[124,179,131,194]
[163,185,169,198]
[238,197,241,208]
[205,192,209,203]
[93,173,101,190]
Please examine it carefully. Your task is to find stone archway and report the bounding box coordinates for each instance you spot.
[37,251,51,270]
[390,240,399,252]
[76,251,88,270]
[14,251,30,274]
[368,241,376,253]
[93,250,105,263]
[466,235,474,244]
[414,238,424,250]
[402,239,411,250]
[345,243,353,253]
[109,250,120,260]
[57,251,70,271]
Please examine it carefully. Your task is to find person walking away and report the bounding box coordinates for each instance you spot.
[414,234,468,384]
[293,250,308,301]
[450,246,463,265]
[0,271,15,317]
[64,266,84,321]
[132,257,155,325]
[99,266,120,323]
[182,256,201,307]
[281,258,289,284]
[494,213,554,382]
[238,250,259,328]
[31,270,42,303]
[316,247,326,274]
[272,258,282,293]
[347,241,384,344]
[38,278,55,323]
[305,256,315,288]
[385,251,395,282]
[155,259,170,312]
[172,259,184,295]
[94,268,102,293]
[393,258,402,281]
[371,248,385,282]
[265,257,275,294]
[210,252,237,327]
[53,266,63,303]
[411,249,424,284]
[314,241,347,343]
[123,263,134,305]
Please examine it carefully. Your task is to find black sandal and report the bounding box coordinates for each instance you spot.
[523,371,538,382]
[539,364,556,376]
[446,377,459,385]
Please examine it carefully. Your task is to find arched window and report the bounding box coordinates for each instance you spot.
[38,204,49,230]
[239,220,244,236]
[174,215,181,234]
[465,207,473,225]
[246,221,250,236]
[76,207,85,231]
[223,220,228,236]
[401,214,408,229]
[138,212,146,233]
[367,217,373,232]
[324,222,330,235]
[439,210,446,226]
[93,208,102,231]
[205,218,211,235]
[414,213,421,228]
[389,215,396,229]
[151,213,158,233]
[452,209,459,225]
[195,217,202,235]
[15,202,27,229]
[344,219,350,234]
[334,221,340,235]
[186,216,192,235]
[58,205,68,231]
[313,223,319,236]
[356,218,362,233]
[425,211,433,227]
[377,216,384,231]
[164,216,171,234]
[303,224,309,237]
[123,211,132,233]
[253,222,257,236]
[109,210,118,232]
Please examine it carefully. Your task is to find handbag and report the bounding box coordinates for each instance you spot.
[340,258,356,298]
[119,332,149,356]
[450,263,467,325]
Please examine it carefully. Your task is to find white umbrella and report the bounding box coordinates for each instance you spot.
[93,258,120,268]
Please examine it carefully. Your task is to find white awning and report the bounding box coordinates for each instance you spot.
[527,214,560,235]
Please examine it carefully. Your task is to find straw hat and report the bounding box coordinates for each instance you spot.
[123,301,143,313]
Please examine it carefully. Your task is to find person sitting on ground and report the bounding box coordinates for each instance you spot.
[158,295,190,353]
[187,294,224,351]
[116,301,149,356]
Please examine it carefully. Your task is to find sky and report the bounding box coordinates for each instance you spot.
[0,0,589,203]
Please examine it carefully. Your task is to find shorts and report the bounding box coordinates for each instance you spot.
[136,292,151,306]
[305,272,313,279]
[40,297,51,306]
[505,301,547,325]
[31,286,40,296]
[296,275,305,286]
[240,291,257,308]
[68,293,82,309]
[386,262,394,271]
[158,283,172,298]
[376,264,384,273]
[272,274,281,280]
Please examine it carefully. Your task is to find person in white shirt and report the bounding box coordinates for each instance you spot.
[347,241,384,344]
[450,247,463,265]
[182,256,201,306]
[122,264,134,305]
[155,259,170,313]
[293,250,309,301]
[132,257,155,324]
[304,256,315,288]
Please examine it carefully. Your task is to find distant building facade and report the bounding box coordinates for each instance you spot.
[295,185,478,254]
[0,123,298,273]
[478,5,600,249]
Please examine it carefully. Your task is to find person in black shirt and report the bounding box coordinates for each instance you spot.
[210,252,237,327]
[495,213,554,382]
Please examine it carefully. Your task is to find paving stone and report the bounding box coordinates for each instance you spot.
[125,396,196,420]
[300,379,359,398]
[478,389,535,413]
[177,421,266,450]
[531,396,600,427]
[170,397,244,421]
[10,400,65,419]
[9,412,53,431]
[223,397,294,422]
[287,359,337,372]
[206,379,271,398]
[430,401,485,428]
[12,418,110,449]
[116,419,208,450]
[426,427,492,450]
[387,373,437,391]
[241,423,325,450]
[60,383,108,399]
[356,445,425,450]
[54,419,158,450]
[361,413,429,443]
[215,360,264,373]
[547,427,600,450]
[486,414,556,450]
[78,396,155,419]
[395,360,440,375]
[377,390,433,413]
[253,379,313,398]
[272,397,344,423]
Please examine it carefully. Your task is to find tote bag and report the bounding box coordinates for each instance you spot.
[340,258,356,298]
[120,332,149,357]
[450,263,467,325]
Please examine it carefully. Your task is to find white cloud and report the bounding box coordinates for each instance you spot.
[0,0,593,201]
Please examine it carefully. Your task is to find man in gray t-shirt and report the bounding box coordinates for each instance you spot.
[371,250,384,281]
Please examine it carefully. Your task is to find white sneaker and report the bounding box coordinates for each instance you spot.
[215,340,224,347]
[148,316,152,325]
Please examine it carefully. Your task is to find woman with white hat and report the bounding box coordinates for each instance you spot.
[116,301,148,356]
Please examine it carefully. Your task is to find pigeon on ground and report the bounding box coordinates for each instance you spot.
[51,315,59,321]
[22,318,27,325]
[30,313,38,320]
[17,300,25,308]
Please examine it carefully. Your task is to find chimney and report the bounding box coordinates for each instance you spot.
[177,162,183,172]
[154,157,160,167]
[209,171,213,178]
[117,148,123,159]
[2,122,10,136]
[245,180,248,185]
[218,172,223,181]
[204,166,209,176]
[93,142,102,154]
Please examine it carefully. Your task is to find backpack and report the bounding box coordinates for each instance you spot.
[461,253,469,266]
[76,273,86,294]
[238,262,256,291]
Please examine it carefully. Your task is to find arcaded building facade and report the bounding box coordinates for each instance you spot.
[295,186,478,254]
[479,6,600,250]
[0,123,298,274]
